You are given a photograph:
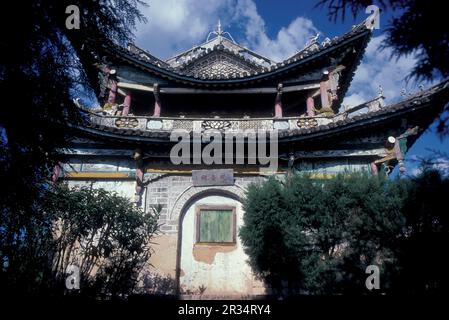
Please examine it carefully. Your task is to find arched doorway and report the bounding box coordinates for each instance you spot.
[174,188,264,297]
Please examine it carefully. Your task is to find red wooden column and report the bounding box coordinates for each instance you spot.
[394,138,406,174]
[153,83,161,117]
[134,149,144,203]
[274,83,283,118]
[306,96,315,116]
[370,162,379,176]
[51,163,61,182]
[122,92,131,116]
[135,167,144,195]
[328,71,339,102]
[107,69,117,104]
[320,70,330,108]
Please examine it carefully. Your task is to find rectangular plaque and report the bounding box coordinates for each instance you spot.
[192,169,234,187]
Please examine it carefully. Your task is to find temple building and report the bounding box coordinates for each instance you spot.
[56,14,449,297]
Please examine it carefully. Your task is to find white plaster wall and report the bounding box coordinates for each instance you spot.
[66,180,136,201]
[180,195,262,296]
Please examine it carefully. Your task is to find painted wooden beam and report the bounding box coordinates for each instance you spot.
[117,81,320,94]
[311,88,321,98]
[283,83,321,93]
[144,168,286,174]
[309,173,337,179]
[117,88,127,96]
[374,154,396,164]
[64,172,134,179]
[58,148,134,156]
[117,82,154,92]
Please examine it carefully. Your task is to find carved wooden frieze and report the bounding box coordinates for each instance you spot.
[297,118,318,129]
[181,51,262,79]
[202,120,232,131]
[115,117,139,128]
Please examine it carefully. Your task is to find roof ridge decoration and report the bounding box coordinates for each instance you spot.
[126,43,169,68]
[284,11,377,63]
[178,45,265,79]
[165,20,275,69]
[102,15,375,82]
[206,19,236,44]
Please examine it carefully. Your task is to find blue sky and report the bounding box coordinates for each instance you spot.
[133,0,448,175]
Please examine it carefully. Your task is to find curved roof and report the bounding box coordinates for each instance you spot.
[71,80,449,145]
[99,16,376,86]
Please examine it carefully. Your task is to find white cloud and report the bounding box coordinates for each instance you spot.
[409,157,449,176]
[135,1,424,108]
[232,0,320,61]
[342,93,367,107]
[135,0,234,58]
[135,0,319,61]
[343,35,424,107]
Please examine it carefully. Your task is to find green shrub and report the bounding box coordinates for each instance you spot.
[240,172,412,295]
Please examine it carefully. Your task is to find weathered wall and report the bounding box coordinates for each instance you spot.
[147,234,178,278]
[61,155,372,296]
[179,195,265,296]
[64,169,266,296]
[143,174,267,296]
[145,175,266,234]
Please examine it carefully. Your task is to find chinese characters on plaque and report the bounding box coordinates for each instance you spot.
[192,169,234,187]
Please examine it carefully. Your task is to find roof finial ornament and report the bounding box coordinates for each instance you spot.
[217,19,222,41]
[206,19,236,44]
[400,88,407,97]
[378,84,383,97]
[307,33,320,46]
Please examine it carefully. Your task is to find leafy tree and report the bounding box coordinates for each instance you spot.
[242,170,449,295]
[316,0,449,136]
[1,184,160,297]
[0,0,146,295]
[240,173,409,295]
[316,0,448,80]
[240,177,297,295]
[392,169,449,294]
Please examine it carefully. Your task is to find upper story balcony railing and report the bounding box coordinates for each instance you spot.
[80,95,386,132]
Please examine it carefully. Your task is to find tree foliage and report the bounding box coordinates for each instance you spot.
[240,170,448,295]
[316,0,448,80]
[392,169,449,293]
[0,0,146,296]
[316,0,449,142]
[1,184,160,297]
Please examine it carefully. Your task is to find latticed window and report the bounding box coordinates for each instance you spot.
[195,205,236,244]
